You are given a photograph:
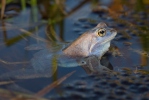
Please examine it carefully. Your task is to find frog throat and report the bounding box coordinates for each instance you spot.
[89,35,115,54]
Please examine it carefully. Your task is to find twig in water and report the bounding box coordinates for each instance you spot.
[0,59,29,65]
[0,88,47,100]
[5,23,49,43]
[35,71,76,97]
[1,0,6,19]
[0,81,14,85]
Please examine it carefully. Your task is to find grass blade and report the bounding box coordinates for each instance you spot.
[35,70,76,97]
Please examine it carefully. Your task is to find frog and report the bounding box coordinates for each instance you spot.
[63,22,117,59]
[0,22,117,79]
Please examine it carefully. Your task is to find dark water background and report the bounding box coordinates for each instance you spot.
[0,0,149,99]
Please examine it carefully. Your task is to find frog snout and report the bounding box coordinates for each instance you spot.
[110,29,117,35]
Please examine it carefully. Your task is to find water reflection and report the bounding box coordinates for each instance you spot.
[0,0,149,96]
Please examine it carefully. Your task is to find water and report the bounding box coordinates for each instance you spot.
[0,0,149,99]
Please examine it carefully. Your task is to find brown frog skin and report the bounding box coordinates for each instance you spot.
[63,22,117,59]
[59,22,117,74]
[0,22,117,79]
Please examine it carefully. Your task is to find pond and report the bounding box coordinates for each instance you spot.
[0,0,149,99]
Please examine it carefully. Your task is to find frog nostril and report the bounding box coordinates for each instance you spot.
[110,29,116,33]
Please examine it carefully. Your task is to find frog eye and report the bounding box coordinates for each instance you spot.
[97,28,106,37]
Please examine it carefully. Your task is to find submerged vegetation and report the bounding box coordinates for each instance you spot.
[0,0,149,99]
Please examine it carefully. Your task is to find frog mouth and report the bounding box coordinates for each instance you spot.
[100,30,117,44]
[89,34,116,53]
[100,35,116,45]
[89,31,117,54]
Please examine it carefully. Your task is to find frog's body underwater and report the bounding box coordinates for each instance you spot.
[0,22,117,79]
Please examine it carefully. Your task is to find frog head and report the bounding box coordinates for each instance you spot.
[63,22,117,58]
